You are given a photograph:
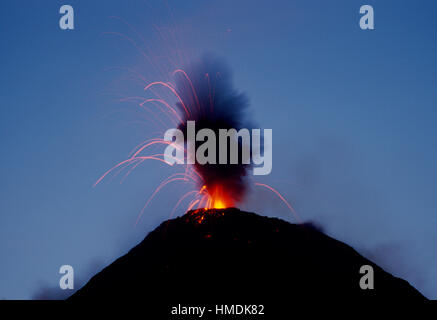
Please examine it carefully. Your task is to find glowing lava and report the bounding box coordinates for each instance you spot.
[208,185,232,209]
[213,199,226,209]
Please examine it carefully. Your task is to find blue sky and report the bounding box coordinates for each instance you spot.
[1,0,437,299]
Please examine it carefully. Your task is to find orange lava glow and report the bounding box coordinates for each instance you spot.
[207,185,232,209]
[212,199,226,209]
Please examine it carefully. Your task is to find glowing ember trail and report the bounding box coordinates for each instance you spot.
[95,57,300,224]
[254,183,301,222]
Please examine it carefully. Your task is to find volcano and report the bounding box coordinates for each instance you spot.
[70,208,424,307]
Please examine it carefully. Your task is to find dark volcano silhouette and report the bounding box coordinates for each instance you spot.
[70,208,424,305]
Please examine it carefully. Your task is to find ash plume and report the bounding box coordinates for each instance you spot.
[174,56,254,205]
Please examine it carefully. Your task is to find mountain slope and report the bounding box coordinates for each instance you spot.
[70,208,424,303]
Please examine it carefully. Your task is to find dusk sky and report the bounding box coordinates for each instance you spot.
[1,0,437,299]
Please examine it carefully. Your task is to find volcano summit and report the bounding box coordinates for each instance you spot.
[70,208,424,306]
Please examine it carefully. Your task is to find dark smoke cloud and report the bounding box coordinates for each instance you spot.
[174,55,254,204]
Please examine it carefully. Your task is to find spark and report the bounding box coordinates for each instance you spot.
[144,81,191,118]
[254,183,301,222]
